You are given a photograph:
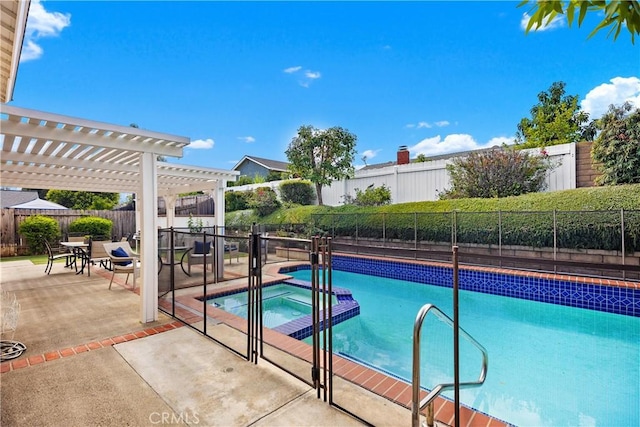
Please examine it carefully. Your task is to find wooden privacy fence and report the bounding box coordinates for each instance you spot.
[1,209,136,254]
[157,195,214,216]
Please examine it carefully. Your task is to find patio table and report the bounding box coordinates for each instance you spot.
[60,241,89,275]
[158,246,188,274]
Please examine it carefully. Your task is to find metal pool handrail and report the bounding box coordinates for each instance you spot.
[411,303,489,427]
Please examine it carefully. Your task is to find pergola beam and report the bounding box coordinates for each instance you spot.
[1,105,239,324]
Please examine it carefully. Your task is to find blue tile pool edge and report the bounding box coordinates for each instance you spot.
[326,255,639,317]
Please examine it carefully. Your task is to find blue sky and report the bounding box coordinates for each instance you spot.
[13,0,640,170]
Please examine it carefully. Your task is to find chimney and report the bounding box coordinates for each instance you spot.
[397,145,409,165]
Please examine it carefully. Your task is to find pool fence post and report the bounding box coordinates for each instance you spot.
[248,224,261,364]
[355,214,359,251]
[451,210,458,246]
[321,236,329,402]
[621,209,625,280]
[414,212,418,259]
[382,212,386,247]
[327,236,334,405]
[453,245,460,427]
[553,210,557,274]
[498,211,502,268]
[311,236,320,396]
[169,228,176,317]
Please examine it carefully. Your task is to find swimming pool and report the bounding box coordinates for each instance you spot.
[209,284,316,328]
[287,268,639,427]
[207,282,357,338]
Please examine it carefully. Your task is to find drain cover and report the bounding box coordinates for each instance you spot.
[0,340,26,361]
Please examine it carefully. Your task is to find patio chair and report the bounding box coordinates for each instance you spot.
[44,239,76,275]
[181,239,214,276]
[88,237,112,275]
[224,241,239,264]
[102,242,140,290]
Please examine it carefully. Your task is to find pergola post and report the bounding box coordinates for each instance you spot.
[139,152,159,323]
[163,194,177,227]
[210,181,227,278]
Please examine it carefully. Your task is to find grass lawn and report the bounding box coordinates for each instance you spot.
[0,255,49,265]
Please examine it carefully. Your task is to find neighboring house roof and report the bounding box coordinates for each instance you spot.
[359,145,503,171]
[359,161,395,171]
[11,198,68,209]
[232,156,290,174]
[1,190,39,208]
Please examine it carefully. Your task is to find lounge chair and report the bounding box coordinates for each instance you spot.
[102,242,139,289]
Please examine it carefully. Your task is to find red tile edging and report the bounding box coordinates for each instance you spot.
[0,321,184,374]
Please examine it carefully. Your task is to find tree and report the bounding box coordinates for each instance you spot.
[519,0,640,44]
[440,148,554,199]
[285,125,357,205]
[591,102,640,185]
[46,190,119,210]
[515,81,590,148]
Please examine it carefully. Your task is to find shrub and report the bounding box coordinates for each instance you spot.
[352,184,392,206]
[267,171,287,181]
[280,180,314,205]
[227,175,254,187]
[18,215,60,254]
[591,102,640,185]
[249,187,281,217]
[225,190,252,212]
[187,214,204,234]
[68,216,112,238]
[441,148,554,199]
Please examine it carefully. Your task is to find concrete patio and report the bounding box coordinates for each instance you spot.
[0,258,412,427]
[0,259,359,426]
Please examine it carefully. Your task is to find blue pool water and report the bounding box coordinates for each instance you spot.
[289,269,639,427]
[209,284,336,329]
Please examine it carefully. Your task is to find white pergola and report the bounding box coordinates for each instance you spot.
[1,2,240,323]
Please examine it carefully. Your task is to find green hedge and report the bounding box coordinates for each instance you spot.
[226,184,640,252]
[280,180,314,205]
[18,215,60,255]
[68,216,112,238]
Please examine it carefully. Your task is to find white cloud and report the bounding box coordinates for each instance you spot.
[21,41,44,62]
[21,0,71,62]
[409,134,500,157]
[188,138,214,149]
[284,65,322,87]
[305,70,321,79]
[238,136,255,143]
[581,76,640,119]
[408,120,449,129]
[520,12,565,32]
[283,66,302,74]
[361,149,380,160]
